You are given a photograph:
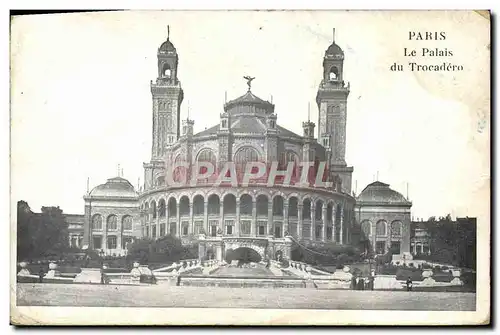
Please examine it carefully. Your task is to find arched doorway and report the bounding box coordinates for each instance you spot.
[230,247,262,265]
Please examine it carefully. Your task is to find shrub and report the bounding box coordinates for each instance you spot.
[408,262,414,268]
[139,274,157,284]
[395,261,400,266]
[280,259,290,268]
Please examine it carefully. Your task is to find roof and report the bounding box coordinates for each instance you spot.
[64,214,85,225]
[325,42,344,57]
[225,91,271,107]
[193,120,303,139]
[357,181,410,205]
[158,39,176,54]
[89,177,137,199]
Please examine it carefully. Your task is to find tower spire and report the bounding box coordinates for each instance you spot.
[167,25,170,41]
[308,102,310,122]
[332,28,336,42]
[117,164,120,177]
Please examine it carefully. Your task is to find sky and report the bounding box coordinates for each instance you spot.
[10,10,490,222]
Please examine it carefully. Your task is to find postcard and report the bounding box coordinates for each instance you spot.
[10,10,490,325]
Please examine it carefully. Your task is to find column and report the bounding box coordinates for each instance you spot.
[267,202,273,236]
[251,200,257,236]
[176,203,181,238]
[371,221,376,254]
[165,205,169,236]
[220,202,224,234]
[189,202,193,235]
[332,205,336,243]
[386,221,392,252]
[68,235,72,247]
[283,200,289,236]
[297,204,303,239]
[235,200,240,236]
[412,243,416,254]
[311,206,316,241]
[102,218,107,254]
[322,205,327,242]
[117,218,122,253]
[155,212,160,239]
[204,201,209,235]
[339,205,344,244]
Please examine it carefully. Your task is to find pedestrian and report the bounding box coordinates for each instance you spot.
[406,276,413,291]
[368,275,374,291]
[351,276,357,290]
[359,277,365,291]
[38,269,44,283]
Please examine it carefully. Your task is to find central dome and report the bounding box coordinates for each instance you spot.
[89,177,137,199]
[357,181,410,205]
[224,90,274,116]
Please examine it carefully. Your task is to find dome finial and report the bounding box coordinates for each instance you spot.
[332,28,336,42]
[167,25,170,41]
[243,75,255,92]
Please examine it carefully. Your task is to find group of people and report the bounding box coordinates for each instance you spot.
[351,274,414,291]
[351,275,375,291]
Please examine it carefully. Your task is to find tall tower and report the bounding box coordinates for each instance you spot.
[316,29,353,193]
[150,26,184,159]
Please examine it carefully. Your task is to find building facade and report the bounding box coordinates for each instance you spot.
[77,29,415,262]
[355,181,412,258]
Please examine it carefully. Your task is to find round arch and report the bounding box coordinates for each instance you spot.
[239,194,253,215]
[167,197,177,218]
[376,220,387,236]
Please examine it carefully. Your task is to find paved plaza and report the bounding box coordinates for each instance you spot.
[17,283,475,310]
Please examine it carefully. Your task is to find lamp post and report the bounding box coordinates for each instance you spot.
[99,249,105,284]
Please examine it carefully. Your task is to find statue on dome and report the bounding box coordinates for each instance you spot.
[243,75,255,91]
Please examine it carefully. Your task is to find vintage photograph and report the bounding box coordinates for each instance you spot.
[10,10,490,325]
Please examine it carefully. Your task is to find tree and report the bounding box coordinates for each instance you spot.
[17,201,69,261]
[127,238,153,263]
[126,235,198,264]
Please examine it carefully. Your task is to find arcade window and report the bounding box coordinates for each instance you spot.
[160,224,165,237]
[327,227,333,240]
[209,220,218,237]
[92,236,102,249]
[302,225,311,239]
[225,220,234,235]
[315,225,322,239]
[107,236,117,249]
[257,221,266,236]
[274,225,282,238]
[169,223,176,236]
[240,220,251,235]
[194,221,203,235]
[391,241,401,254]
[152,225,156,238]
[182,223,189,236]
[376,241,386,254]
